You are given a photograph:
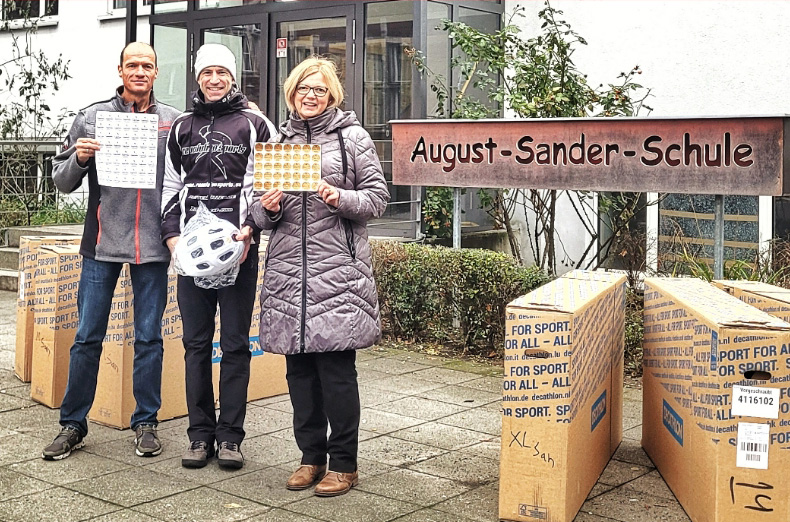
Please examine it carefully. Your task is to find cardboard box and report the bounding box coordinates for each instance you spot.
[642,277,790,522]
[89,272,188,428]
[500,270,626,522]
[29,245,82,407]
[15,235,81,382]
[89,247,287,429]
[713,280,790,323]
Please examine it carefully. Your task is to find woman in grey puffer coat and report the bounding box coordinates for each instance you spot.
[250,57,390,497]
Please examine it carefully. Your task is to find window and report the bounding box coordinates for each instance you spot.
[2,0,57,20]
[113,0,152,8]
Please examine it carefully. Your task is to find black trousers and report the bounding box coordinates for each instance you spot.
[286,350,360,473]
[178,245,258,446]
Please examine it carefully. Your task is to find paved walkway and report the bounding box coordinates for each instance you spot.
[0,290,690,522]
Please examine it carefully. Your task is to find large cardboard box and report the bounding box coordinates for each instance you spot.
[713,280,790,323]
[89,249,287,429]
[29,245,82,407]
[500,270,626,522]
[642,277,790,522]
[88,272,187,428]
[15,235,81,382]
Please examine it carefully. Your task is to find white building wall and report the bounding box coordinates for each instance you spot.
[508,0,790,273]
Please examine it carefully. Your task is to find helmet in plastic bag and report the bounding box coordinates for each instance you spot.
[175,220,244,277]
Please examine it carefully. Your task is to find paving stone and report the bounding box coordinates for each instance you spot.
[0,466,52,501]
[623,424,642,441]
[134,486,271,521]
[0,384,35,400]
[411,366,480,385]
[268,424,379,444]
[385,350,449,367]
[0,390,35,412]
[611,438,654,468]
[573,511,619,521]
[243,508,326,521]
[249,394,292,409]
[598,459,653,487]
[621,469,677,501]
[210,465,314,507]
[622,412,642,431]
[141,454,263,486]
[586,482,616,500]
[389,422,495,451]
[0,432,48,466]
[418,384,501,407]
[407,448,499,486]
[432,482,499,522]
[90,509,165,521]
[0,403,60,439]
[455,376,502,394]
[0,486,118,521]
[236,433,302,467]
[357,356,432,375]
[357,468,472,506]
[390,508,479,522]
[356,368,393,384]
[286,488,420,522]
[373,395,467,421]
[358,383,410,408]
[364,373,445,395]
[360,435,447,467]
[12,449,131,485]
[83,434,179,466]
[68,466,195,507]
[437,406,501,436]
[462,438,500,461]
[583,488,691,522]
[243,405,294,436]
[0,368,25,390]
[359,408,424,435]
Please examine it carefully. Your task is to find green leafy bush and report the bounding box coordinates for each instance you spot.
[372,241,549,354]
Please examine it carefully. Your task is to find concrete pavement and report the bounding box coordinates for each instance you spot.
[0,289,689,522]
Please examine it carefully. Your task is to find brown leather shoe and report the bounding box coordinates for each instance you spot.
[286,464,327,490]
[314,470,359,497]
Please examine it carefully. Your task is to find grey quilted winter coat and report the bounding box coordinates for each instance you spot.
[250,108,390,355]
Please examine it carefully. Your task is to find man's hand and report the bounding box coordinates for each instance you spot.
[317,180,340,208]
[234,225,253,264]
[260,189,283,213]
[75,138,101,167]
[166,236,179,255]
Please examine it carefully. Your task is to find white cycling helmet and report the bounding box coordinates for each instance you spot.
[175,220,244,277]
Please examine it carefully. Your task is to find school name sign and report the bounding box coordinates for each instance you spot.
[390,117,790,196]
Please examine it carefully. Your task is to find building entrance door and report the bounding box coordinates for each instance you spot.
[269,7,356,126]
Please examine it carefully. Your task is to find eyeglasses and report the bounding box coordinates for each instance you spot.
[296,85,329,97]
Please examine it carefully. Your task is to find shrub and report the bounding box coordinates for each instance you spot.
[372,241,549,355]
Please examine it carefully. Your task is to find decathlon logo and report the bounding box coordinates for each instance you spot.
[590,390,607,431]
[662,399,684,446]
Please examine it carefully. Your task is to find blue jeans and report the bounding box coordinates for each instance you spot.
[59,257,169,436]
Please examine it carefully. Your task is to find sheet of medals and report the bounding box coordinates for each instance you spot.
[253,142,322,192]
[94,111,158,189]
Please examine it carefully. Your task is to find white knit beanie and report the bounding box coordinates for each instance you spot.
[194,43,236,81]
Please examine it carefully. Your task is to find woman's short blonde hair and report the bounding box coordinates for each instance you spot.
[283,56,345,114]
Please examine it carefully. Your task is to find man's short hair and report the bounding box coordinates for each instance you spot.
[120,42,158,67]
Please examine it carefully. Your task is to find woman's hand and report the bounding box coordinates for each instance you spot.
[317,180,340,208]
[260,188,283,212]
[234,225,253,263]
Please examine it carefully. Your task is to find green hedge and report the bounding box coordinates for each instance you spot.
[372,242,550,353]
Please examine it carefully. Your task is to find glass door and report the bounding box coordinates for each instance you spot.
[195,15,267,109]
[269,7,355,126]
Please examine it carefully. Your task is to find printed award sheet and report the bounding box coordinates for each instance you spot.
[94,111,158,189]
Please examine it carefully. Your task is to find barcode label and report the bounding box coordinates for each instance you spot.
[736,422,769,470]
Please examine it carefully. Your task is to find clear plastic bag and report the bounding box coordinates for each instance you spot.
[173,202,243,289]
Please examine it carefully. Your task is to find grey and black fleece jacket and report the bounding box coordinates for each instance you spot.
[161,87,276,242]
[52,88,180,263]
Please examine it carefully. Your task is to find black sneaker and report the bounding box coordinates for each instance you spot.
[42,426,84,460]
[182,440,214,469]
[134,424,162,457]
[217,441,244,470]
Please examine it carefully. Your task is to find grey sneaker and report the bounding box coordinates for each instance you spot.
[42,426,84,460]
[217,441,244,470]
[134,424,162,457]
[182,440,214,468]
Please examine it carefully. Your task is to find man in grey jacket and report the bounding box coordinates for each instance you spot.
[42,42,181,461]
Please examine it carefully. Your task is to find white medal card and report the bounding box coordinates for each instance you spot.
[735,422,770,470]
[94,111,158,189]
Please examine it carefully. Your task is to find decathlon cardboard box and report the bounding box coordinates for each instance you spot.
[212,248,288,403]
[642,277,790,522]
[713,280,790,323]
[88,272,187,429]
[500,270,626,522]
[15,235,81,382]
[29,245,81,408]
